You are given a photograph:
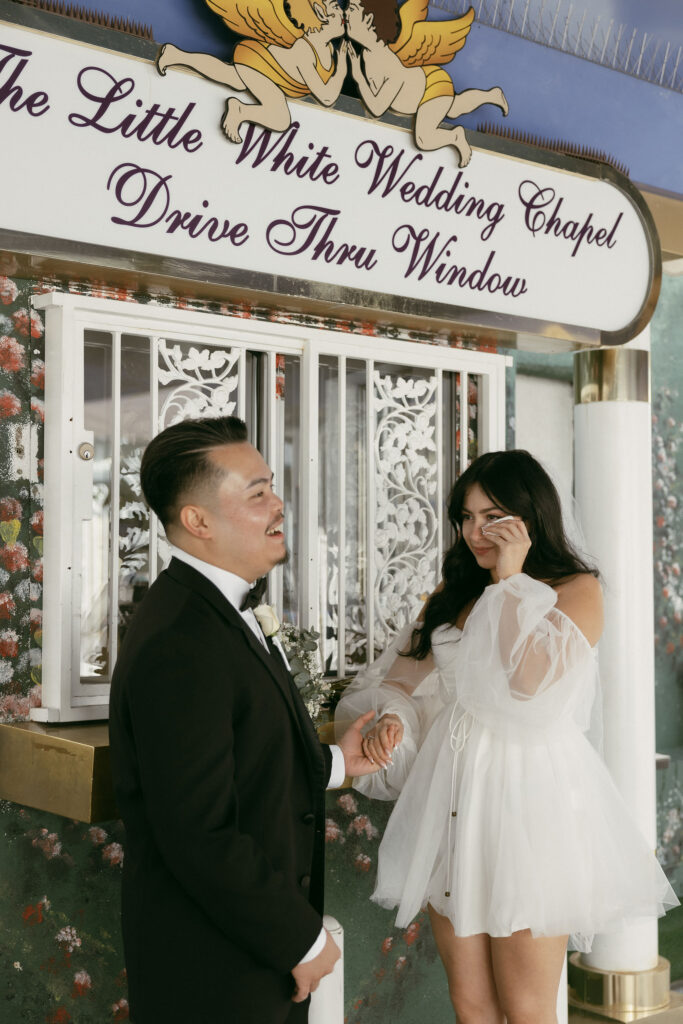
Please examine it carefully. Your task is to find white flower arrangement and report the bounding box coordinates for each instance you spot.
[278,622,333,724]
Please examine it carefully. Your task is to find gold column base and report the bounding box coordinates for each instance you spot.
[568,953,681,1022]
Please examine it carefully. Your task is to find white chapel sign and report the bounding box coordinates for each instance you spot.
[0,19,657,343]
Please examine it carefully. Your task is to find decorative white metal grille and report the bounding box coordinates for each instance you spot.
[373,370,440,648]
[34,293,507,721]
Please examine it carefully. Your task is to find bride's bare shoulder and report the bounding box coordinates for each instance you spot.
[554,573,603,646]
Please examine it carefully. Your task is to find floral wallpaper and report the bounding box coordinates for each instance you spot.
[0,269,681,1020]
[651,271,683,897]
[0,276,43,721]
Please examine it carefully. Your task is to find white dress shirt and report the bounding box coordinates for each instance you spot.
[167,546,344,964]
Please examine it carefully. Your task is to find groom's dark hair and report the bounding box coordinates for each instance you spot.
[141,416,248,530]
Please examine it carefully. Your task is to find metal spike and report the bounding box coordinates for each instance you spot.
[625,27,637,71]
[600,20,613,64]
[10,0,152,38]
[635,32,648,76]
[548,0,560,47]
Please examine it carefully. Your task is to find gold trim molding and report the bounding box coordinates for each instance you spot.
[574,349,650,404]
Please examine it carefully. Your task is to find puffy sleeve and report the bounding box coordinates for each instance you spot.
[456,573,597,737]
[334,624,445,800]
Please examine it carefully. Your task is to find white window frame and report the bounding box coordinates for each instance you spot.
[32,292,507,722]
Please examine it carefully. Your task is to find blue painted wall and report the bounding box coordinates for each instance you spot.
[53,0,683,196]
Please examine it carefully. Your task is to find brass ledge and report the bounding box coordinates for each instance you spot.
[0,721,117,822]
[0,719,350,822]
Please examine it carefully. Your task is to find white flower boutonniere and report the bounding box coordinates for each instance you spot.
[253,603,281,638]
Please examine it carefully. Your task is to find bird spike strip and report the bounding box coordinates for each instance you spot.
[11,0,153,39]
[476,121,630,179]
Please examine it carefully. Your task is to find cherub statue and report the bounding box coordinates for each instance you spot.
[156,0,347,143]
[345,0,508,166]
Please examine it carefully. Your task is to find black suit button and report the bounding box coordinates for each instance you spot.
[302,812,315,825]
[300,875,311,889]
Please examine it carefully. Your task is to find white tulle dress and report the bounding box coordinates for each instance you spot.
[336,573,679,952]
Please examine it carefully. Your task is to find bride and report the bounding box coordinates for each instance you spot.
[336,449,678,1024]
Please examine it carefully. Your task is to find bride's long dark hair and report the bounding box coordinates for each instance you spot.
[405,449,598,659]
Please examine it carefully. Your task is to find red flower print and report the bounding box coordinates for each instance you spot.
[324,818,344,843]
[0,592,16,619]
[0,336,25,372]
[30,608,43,632]
[33,828,63,860]
[31,509,44,535]
[0,497,21,521]
[0,629,19,657]
[31,396,45,421]
[112,998,130,1020]
[31,359,45,389]
[336,793,358,815]
[347,814,379,840]
[46,1009,72,1024]
[55,926,81,953]
[394,955,408,974]
[1,541,29,573]
[23,902,44,926]
[32,557,43,582]
[354,853,371,872]
[0,277,19,305]
[0,390,21,418]
[380,937,393,954]
[12,308,42,338]
[102,842,124,867]
[71,970,92,998]
[403,922,420,946]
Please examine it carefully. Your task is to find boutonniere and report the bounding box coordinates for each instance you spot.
[253,603,281,638]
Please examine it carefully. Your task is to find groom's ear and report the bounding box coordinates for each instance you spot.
[178,503,212,540]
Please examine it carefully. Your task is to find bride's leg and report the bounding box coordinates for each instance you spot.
[427,904,504,1024]
[491,929,568,1024]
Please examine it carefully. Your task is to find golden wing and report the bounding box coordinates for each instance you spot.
[204,0,303,47]
[390,3,474,68]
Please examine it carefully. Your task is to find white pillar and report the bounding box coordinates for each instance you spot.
[573,330,658,973]
[309,916,344,1024]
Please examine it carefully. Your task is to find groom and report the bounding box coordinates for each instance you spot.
[109,415,378,1024]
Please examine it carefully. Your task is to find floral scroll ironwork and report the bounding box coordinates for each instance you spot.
[372,371,439,650]
[158,340,241,428]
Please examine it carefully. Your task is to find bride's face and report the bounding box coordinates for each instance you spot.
[461,483,514,571]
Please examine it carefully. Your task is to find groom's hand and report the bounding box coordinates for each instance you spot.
[338,710,382,778]
[291,929,340,1002]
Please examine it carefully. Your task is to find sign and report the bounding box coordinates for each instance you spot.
[0,19,659,344]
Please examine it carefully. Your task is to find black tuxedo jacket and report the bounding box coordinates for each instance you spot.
[109,558,333,1024]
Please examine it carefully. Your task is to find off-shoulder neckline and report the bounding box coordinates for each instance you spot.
[451,577,597,656]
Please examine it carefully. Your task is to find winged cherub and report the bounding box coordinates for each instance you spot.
[156,0,347,143]
[345,0,508,166]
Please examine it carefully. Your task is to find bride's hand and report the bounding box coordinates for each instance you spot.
[481,516,531,579]
[362,713,404,768]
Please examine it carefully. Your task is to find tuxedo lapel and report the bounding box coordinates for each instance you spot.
[164,560,324,776]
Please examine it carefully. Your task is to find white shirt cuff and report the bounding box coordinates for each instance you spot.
[326,744,346,789]
[298,927,326,964]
